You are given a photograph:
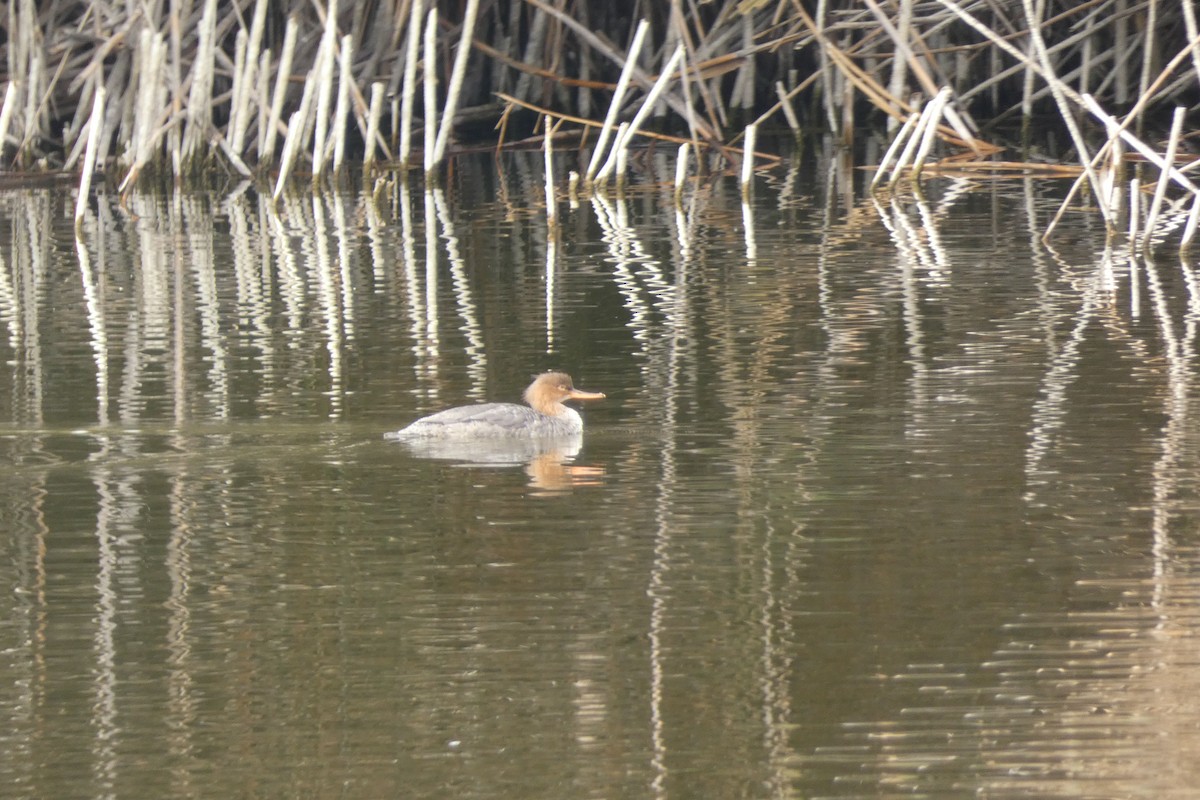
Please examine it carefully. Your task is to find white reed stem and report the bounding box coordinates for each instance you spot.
[887,0,914,128]
[911,86,952,181]
[231,0,266,156]
[674,142,690,203]
[432,0,480,166]
[274,110,303,200]
[1020,0,1112,228]
[263,16,298,159]
[1143,106,1186,244]
[595,44,686,186]
[227,29,249,152]
[365,82,384,168]
[740,124,757,199]
[255,48,270,160]
[615,139,629,191]
[399,0,424,167]
[889,96,935,188]
[1128,178,1141,244]
[275,68,318,198]
[422,8,438,174]
[121,31,166,189]
[1180,193,1200,251]
[311,0,339,178]
[1137,0,1159,105]
[584,18,649,184]
[1080,94,1200,195]
[872,111,918,189]
[76,86,105,226]
[544,115,556,227]
[246,0,269,69]
[332,34,353,174]
[0,82,20,162]
[1184,0,1200,86]
[181,0,217,164]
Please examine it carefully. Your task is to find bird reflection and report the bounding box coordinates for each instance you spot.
[393,434,605,494]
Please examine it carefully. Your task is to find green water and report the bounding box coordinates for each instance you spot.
[2,154,1199,798]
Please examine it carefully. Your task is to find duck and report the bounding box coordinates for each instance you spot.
[386,372,605,439]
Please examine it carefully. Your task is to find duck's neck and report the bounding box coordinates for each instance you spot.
[528,396,565,416]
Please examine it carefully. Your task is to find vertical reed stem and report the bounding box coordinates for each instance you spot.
[1128,177,1141,244]
[544,115,556,228]
[365,82,384,169]
[311,0,339,179]
[399,0,424,168]
[741,123,757,199]
[76,86,105,227]
[332,34,353,175]
[674,142,690,204]
[422,8,438,175]
[0,82,18,162]
[181,0,218,167]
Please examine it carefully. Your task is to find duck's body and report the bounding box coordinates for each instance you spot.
[391,402,585,439]
[387,372,604,440]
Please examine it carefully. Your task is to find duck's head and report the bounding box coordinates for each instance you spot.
[524,372,605,415]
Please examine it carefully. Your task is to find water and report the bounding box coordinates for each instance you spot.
[3,153,1200,798]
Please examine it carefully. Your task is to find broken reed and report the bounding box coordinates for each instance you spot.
[5,1,1200,242]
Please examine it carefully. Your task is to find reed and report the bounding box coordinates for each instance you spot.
[263,17,299,161]
[422,8,438,176]
[584,19,649,186]
[543,115,556,228]
[431,0,481,169]
[674,142,690,205]
[332,35,354,176]
[364,82,384,170]
[0,83,19,163]
[75,86,105,227]
[310,0,339,180]
[0,0,1187,243]
[740,124,756,200]
[180,0,218,171]
[871,110,918,191]
[230,0,269,158]
[774,81,800,135]
[1142,106,1186,247]
[1181,195,1200,252]
[594,44,686,189]
[909,87,952,183]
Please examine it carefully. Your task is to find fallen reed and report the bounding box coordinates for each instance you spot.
[0,1,1197,242]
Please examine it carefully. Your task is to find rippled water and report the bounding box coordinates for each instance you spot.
[3,151,1200,798]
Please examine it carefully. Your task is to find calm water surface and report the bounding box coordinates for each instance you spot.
[3,153,1200,798]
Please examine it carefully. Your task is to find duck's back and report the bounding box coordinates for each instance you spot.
[387,402,583,439]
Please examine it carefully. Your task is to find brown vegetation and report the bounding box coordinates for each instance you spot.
[2,1,1198,237]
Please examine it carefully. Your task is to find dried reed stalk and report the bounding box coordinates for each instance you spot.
[0,0,1184,248]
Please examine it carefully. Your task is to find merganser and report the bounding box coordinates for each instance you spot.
[386,372,605,439]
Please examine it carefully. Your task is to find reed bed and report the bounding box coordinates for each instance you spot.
[2,1,1198,241]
